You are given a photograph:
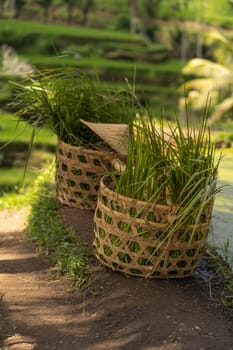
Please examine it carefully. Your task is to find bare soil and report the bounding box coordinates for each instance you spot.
[0,206,233,350]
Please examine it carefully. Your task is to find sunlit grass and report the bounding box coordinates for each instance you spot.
[0,167,38,186]
[0,111,57,145]
[27,164,90,287]
[0,153,55,196]
[0,112,56,194]
[0,190,30,209]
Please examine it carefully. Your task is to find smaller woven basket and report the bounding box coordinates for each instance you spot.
[94,176,212,278]
[56,140,115,209]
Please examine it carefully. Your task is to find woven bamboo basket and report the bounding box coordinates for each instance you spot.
[94,176,212,278]
[56,140,115,209]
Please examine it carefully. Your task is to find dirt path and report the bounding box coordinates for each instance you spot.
[0,207,233,350]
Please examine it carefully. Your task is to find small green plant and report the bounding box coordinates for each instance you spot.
[115,105,220,202]
[11,67,137,147]
[112,103,221,261]
[27,164,90,287]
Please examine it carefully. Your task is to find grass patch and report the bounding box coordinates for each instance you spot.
[0,167,38,194]
[0,112,57,145]
[27,164,90,287]
[0,112,56,194]
[0,189,30,209]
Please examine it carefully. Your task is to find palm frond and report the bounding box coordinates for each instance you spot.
[205,31,233,65]
[209,95,233,124]
[182,77,233,92]
[182,58,233,78]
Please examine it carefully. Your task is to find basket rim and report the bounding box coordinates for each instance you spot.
[58,139,116,157]
[99,175,212,229]
[100,174,179,212]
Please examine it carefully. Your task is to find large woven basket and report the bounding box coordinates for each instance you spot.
[94,176,212,278]
[56,140,115,209]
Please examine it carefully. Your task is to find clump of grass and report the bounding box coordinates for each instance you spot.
[0,190,30,210]
[27,164,90,287]
[112,104,221,264]
[119,105,220,202]
[11,67,138,147]
[114,113,170,204]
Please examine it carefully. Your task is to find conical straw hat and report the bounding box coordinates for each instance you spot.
[80,119,129,157]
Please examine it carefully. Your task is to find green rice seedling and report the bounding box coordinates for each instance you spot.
[167,104,217,205]
[10,67,139,148]
[111,103,221,269]
[114,110,172,205]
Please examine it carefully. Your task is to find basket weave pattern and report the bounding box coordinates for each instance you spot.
[94,177,211,278]
[56,141,114,209]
